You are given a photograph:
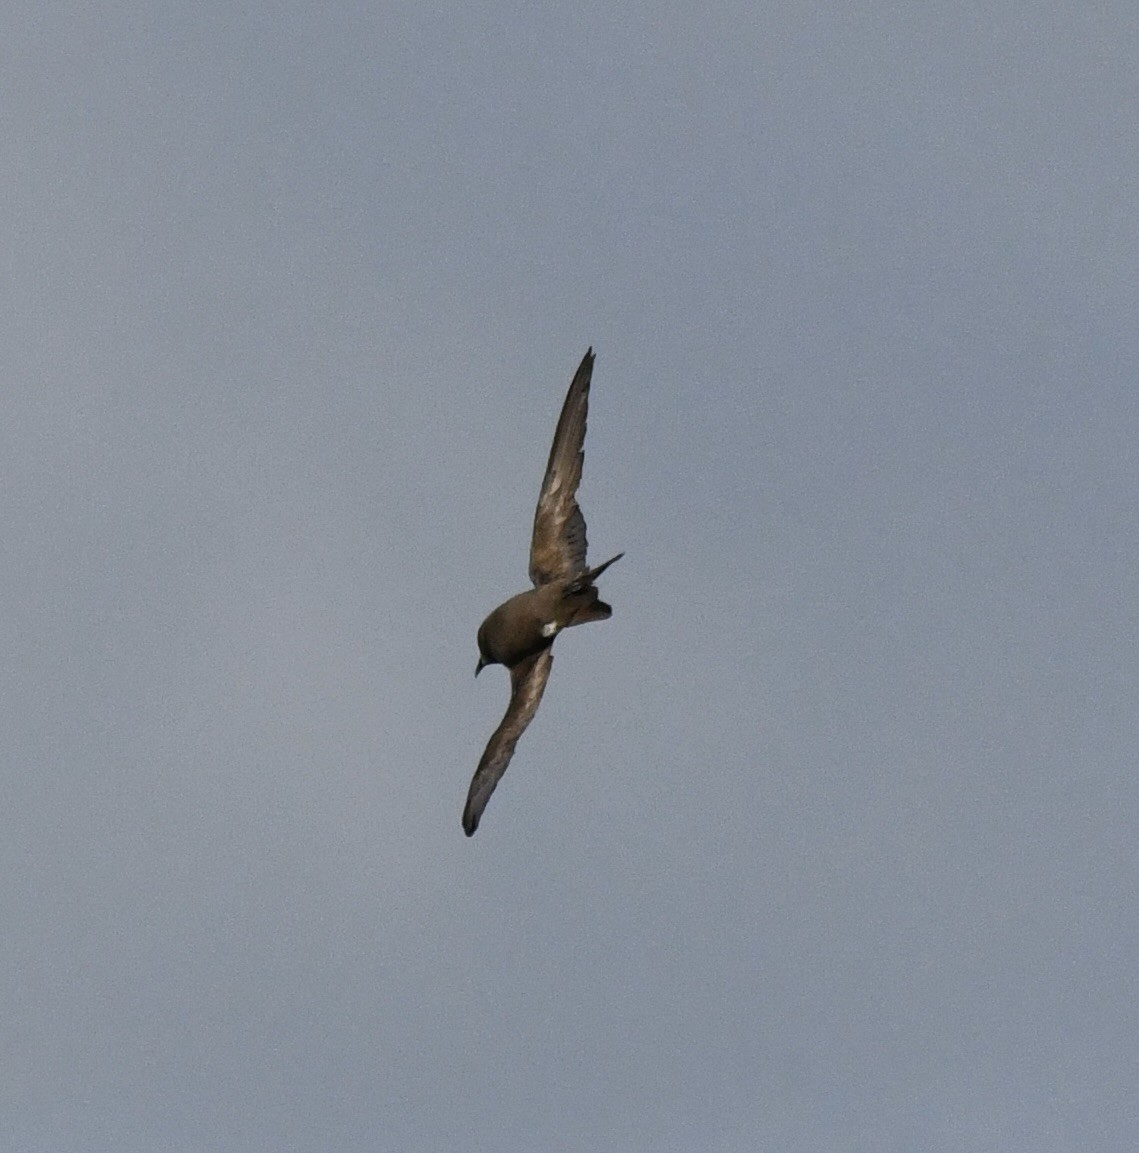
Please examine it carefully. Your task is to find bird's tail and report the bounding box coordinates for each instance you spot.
[567,555,627,599]
[585,551,624,583]
[562,551,622,628]
[564,595,612,627]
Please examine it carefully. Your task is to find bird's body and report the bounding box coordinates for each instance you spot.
[463,349,621,836]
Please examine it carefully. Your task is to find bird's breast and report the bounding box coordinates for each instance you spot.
[480,588,559,667]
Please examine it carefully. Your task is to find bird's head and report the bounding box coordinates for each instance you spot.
[475,625,495,677]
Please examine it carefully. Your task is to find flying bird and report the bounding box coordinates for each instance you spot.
[463,348,622,836]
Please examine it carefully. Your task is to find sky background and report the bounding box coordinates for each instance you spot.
[3,2,1137,1150]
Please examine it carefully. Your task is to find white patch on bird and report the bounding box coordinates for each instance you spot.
[541,621,559,637]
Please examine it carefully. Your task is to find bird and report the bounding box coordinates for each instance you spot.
[462,348,622,836]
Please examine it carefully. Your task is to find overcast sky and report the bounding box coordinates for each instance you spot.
[4,2,1137,1150]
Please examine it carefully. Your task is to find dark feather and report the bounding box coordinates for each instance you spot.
[529,349,594,587]
[462,648,554,836]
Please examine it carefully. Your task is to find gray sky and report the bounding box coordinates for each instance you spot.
[4,2,1137,1150]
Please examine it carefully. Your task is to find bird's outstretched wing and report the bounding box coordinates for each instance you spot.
[529,349,594,587]
[462,648,554,836]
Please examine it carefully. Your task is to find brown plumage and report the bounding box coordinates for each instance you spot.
[463,348,622,836]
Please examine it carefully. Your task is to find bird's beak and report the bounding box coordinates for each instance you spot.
[475,656,486,677]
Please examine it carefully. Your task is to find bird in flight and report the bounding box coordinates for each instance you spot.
[462,348,622,836]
